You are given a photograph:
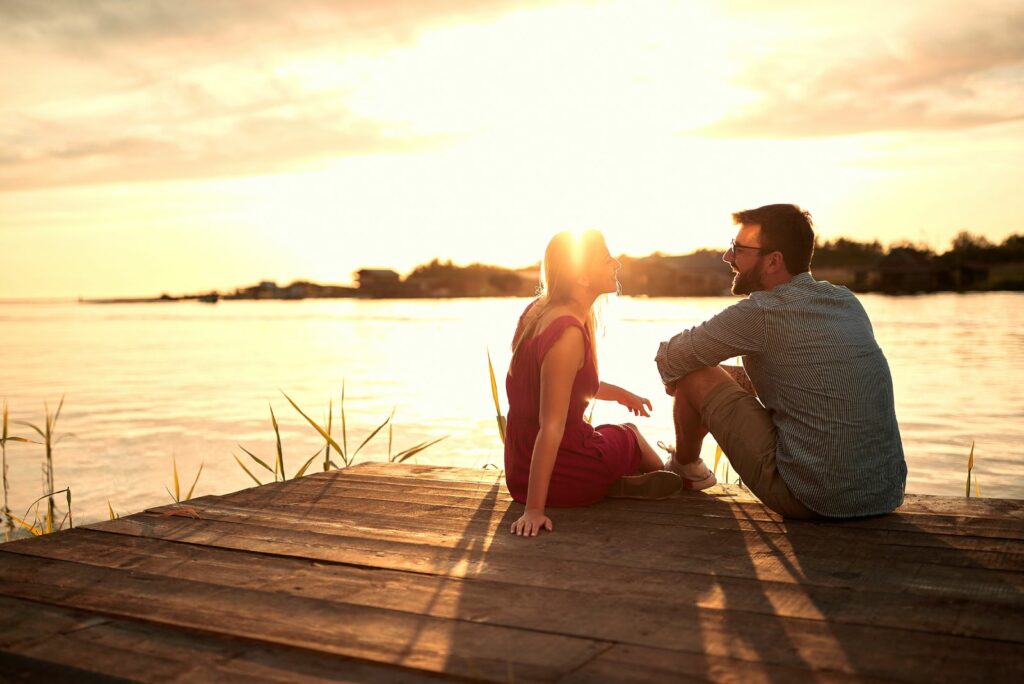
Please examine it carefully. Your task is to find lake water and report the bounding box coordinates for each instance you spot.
[2,292,1022,526]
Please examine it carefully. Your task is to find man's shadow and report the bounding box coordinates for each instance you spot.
[441,482,1024,681]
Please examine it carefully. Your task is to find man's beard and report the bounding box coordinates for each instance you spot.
[731,262,766,295]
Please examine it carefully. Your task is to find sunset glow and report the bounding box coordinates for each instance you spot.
[2,0,1022,298]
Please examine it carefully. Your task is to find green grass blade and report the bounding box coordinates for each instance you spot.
[966,441,975,497]
[165,485,178,503]
[496,415,506,444]
[172,456,181,502]
[352,414,392,460]
[294,450,320,479]
[65,488,73,529]
[388,408,395,461]
[281,391,347,460]
[52,394,65,432]
[19,422,46,440]
[233,453,263,485]
[487,349,502,416]
[392,435,447,463]
[107,499,118,520]
[238,445,274,473]
[270,404,284,482]
[341,380,349,466]
[9,514,42,537]
[185,462,204,500]
[324,398,333,471]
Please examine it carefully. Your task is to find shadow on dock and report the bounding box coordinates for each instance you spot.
[0,463,1021,681]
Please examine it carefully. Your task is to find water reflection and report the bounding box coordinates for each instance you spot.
[1,292,1022,524]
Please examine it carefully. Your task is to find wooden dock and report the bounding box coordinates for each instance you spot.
[1,463,1022,682]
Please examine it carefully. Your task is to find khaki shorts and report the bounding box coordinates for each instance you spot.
[702,382,820,520]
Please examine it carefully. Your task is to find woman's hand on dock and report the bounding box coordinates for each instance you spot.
[617,391,652,417]
[511,509,553,536]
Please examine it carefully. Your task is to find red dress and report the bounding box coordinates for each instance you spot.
[504,313,642,507]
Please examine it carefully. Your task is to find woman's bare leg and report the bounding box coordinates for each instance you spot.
[623,423,663,473]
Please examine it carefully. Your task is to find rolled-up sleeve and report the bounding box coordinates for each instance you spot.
[656,297,766,384]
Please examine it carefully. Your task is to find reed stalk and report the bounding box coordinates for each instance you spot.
[0,401,34,540]
[165,456,204,503]
[20,395,65,534]
[487,350,507,443]
[323,398,334,471]
[966,441,976,498]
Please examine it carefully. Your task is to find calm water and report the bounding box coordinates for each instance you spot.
[2,293,1023,525]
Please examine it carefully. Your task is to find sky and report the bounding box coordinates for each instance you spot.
[2,0,1023,298]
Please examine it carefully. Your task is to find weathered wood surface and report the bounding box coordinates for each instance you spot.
[1,463,1022,682]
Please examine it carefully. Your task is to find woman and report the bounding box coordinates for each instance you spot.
[505,229,682,537]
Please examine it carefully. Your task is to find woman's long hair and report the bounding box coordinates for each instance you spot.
[510,229,608,372]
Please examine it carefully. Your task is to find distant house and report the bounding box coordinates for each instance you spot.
[356,269,403,297]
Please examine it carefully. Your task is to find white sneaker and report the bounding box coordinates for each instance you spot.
[657,442,717,490]
[666,458,717,490]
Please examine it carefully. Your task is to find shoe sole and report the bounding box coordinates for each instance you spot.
[607,471,684,500]
[664,459,718,491]
[681,472,717,490]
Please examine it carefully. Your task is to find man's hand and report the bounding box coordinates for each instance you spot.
[511,509,553,537]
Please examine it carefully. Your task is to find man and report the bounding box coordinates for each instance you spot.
[655,204,906,519]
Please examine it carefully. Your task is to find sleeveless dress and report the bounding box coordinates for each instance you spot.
[504,312,642,507]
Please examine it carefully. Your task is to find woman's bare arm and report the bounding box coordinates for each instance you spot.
[511,326,583,536]
[596,382,652,417]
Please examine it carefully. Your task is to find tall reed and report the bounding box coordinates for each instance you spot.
[20,396,66,534]
[1,401,35,541]
[487,350,507,444]
[234,403,321,485]
[165,456,204,503]
[965,441,981,498]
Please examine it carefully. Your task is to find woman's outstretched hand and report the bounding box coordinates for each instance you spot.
[511,509,553,536]
[618,391,652,417]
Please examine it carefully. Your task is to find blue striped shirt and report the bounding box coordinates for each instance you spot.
[655,272,906,517]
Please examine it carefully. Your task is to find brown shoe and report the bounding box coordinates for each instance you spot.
[607,470,683,500]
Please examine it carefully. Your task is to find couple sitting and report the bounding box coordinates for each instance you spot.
[504,203,907,536]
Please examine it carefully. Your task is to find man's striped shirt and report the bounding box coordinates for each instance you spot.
[655,272,906,517]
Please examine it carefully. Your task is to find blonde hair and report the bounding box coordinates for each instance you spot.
[511,229,608,371]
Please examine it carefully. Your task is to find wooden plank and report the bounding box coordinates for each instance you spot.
[6,529,1024,648]
[132,495,1024,574]
[0,651,134,684]
[200,475,1024,541]
[223,468,1024,542]
[559,643,904,684]
[87,508,1024,607]
[4,532,1019,684]
[338,463,1024,522]
[0,595,452,683]
[0,551,604,683]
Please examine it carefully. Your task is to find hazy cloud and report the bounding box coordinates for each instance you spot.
[703,9,1024,137]
[0,0,544,191]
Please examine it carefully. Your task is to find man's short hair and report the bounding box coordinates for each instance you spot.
[732,204,815,274]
